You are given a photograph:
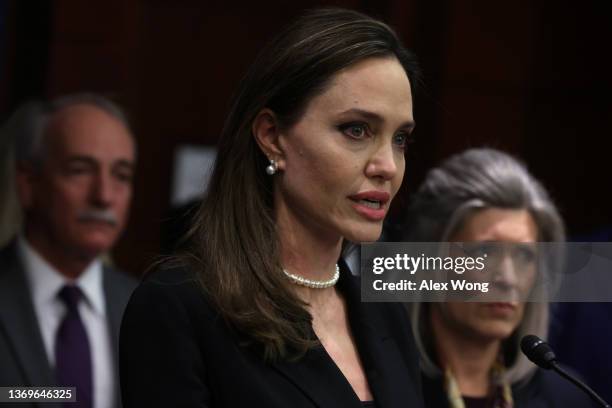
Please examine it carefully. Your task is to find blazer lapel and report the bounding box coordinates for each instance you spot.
[272,345,363,407]
[270,263,421,408]
[103,266,136,408]
[339,265,422,408]
[0,242,55,387]
[103,267,122,359]
[349,314,419,408]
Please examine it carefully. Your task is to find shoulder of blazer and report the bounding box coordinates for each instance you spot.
[0,239,18,272]
[513,368,599,407]
[0,240,27,304]
[136,264,203,297]
[102,263,139,343]
[0,239,56,387]
[127,264,218,320]
[103,264,138,303]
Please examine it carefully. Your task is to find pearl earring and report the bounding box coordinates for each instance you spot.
[265,159,278,175]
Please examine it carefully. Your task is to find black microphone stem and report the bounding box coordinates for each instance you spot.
[551,361,611,408]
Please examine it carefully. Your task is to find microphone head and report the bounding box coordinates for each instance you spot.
[520,335,557,369]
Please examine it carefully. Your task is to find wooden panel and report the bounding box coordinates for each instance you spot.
[524,0,612,235]
[4,0,610,275]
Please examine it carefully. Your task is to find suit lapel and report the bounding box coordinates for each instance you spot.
[270,262,419,408]
[0,242,56,387]
[103,267,122,358]
[103,266,136,408]
[269,262,365,407]
[349,313,420,407]
[340,264,422,408]
[272,345,362,407]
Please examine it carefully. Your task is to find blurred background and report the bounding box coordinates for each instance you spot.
[1,0,610,276]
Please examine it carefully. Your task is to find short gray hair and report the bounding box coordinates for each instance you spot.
[404,148,564,243]
[12,93,130,167]
[404,148,566,385]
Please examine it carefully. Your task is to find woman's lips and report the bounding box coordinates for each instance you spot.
[348,191,390,221]
[350,200,386,221]
[485,302,518,317]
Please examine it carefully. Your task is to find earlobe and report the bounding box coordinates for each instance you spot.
[252,108,285,170]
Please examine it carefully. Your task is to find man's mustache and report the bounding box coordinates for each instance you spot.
[77,209,118,226]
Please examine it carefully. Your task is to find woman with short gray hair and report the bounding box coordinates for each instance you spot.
[404,148,592,407]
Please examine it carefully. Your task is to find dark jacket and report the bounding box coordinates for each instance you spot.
[119,264,425,408]
[549,302,612,404]
[421,369,598,408]
[0,240,137,408]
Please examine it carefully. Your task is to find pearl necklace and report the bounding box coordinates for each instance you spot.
[282,264,340,289]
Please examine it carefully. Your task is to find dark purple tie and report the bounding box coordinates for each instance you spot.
[55,285,93,408]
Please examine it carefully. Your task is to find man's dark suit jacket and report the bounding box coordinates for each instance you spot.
[0,240,137,408]
[120,265,425,407]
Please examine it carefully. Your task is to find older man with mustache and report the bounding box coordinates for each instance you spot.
[0,94,137,408]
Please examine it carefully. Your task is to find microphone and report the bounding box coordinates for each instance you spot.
[521,335,611,408]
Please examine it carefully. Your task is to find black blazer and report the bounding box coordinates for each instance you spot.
[0,240,137,408]
[120,265,425,407]
[421,369,598,408]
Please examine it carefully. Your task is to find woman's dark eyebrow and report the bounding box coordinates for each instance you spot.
[337,108,415,130]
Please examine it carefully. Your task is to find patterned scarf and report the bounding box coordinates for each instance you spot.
[443,360,513,408]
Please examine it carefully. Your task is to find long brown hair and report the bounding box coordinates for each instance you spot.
[181,8,420,361]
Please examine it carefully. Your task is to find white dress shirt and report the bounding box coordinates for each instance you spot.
[18,236,115,408]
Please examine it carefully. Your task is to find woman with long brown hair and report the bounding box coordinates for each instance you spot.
[120,8,424,408]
